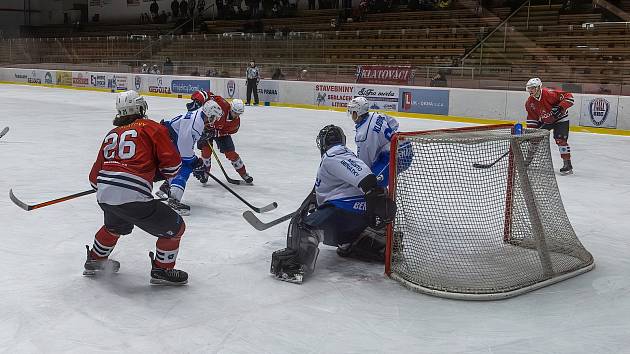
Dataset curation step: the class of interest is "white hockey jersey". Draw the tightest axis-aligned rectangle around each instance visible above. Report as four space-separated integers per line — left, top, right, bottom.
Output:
315 145 372 213
165 109 205 163
354 112 399 170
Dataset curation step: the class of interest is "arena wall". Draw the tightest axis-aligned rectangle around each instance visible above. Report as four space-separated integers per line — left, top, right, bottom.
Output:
0 67 627 135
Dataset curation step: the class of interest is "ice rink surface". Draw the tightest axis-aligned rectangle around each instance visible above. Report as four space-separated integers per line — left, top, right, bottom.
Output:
1 84 629 354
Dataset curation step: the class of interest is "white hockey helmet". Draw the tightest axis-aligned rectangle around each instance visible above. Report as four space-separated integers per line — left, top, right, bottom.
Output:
526 78 542 93
230 99 245 115
347 96 369 120
202 100 223 125
116 90 148 117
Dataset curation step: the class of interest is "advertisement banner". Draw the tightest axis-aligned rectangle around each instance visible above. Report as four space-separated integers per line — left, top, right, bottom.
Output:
354 86 399 111
225 79 240 99
147 75 172 94
12 70 29 83
132 75 144 92
398 88 449 115
56 71 73 86
356 65 414 85
44 71 55 85
256 80 280 102
171 79 211 95
72 72 90 88
314 84 354 108
90 73 108 89
579 95 618 129
112 74 129 91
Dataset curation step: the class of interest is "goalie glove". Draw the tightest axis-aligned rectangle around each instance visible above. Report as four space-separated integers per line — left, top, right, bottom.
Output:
365 187 396 228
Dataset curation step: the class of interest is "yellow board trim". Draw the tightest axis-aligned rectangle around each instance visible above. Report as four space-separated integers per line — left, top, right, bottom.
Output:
2 81 629 136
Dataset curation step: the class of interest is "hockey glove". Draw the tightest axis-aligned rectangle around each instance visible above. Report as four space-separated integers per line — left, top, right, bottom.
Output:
365 187 396 228
192 158 209 183
200 128 217 143
550 105 563 120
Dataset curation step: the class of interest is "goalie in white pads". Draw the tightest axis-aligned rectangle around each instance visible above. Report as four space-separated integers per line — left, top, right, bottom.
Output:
270 125 396 283
347 97 412 188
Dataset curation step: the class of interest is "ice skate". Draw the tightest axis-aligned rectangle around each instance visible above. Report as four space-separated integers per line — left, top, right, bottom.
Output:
271 248 304 284
240 172 253 184
155 181 171 199
83 245 120 276
167 197 190 216
149 251 188 285
560 159 573 175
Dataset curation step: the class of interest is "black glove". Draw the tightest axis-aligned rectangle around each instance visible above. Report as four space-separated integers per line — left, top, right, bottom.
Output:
365 187 396 228
191 158 208 182
199 128 217 144
550 105 563 120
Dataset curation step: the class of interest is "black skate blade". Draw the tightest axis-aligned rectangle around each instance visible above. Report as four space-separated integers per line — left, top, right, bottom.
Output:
272 272 304 284
155 190 169 199
558 170 574 176
82 267 120 277
150 278 188 286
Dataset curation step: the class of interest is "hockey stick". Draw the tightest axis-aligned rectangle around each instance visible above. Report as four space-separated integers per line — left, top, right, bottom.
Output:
208 173 277 213
0 126 9 139
242 210 295 231
9 188 95 211
472 151 510 169
208 142 249 185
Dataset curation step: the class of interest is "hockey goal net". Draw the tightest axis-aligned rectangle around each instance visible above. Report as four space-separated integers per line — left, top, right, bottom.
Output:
385 124 594 300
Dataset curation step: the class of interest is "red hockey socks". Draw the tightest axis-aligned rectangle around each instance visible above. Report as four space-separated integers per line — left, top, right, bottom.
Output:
90 226 120 260
154 223 185 269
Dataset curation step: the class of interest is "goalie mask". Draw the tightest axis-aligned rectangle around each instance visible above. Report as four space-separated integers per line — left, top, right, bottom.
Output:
316 124 346 155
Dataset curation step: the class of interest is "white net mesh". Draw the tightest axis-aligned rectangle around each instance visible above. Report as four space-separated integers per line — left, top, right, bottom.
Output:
388 124 594 300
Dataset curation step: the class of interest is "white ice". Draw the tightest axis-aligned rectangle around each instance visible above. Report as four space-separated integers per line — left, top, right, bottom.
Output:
1 84 629 354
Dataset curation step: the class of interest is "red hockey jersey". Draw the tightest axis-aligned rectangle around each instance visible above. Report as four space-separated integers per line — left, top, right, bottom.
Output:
525 88 574 127
89 118 182 205
209 95 241 136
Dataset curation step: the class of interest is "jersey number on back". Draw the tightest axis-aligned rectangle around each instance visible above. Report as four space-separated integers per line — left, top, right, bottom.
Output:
103 130 138 160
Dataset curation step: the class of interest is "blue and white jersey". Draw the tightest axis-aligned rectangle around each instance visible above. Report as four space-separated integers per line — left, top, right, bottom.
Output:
315 145 372 213
355 112 399 173
164 109 205 164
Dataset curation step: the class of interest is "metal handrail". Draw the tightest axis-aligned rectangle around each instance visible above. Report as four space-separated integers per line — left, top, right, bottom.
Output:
459 0 531 64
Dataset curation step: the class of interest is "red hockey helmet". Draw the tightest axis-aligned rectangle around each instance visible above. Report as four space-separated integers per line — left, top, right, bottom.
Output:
187 90 213 111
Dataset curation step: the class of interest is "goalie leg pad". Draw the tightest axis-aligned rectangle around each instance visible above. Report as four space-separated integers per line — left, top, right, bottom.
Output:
336 226 386 263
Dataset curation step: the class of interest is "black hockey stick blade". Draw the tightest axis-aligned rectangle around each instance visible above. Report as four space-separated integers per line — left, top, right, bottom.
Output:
210 142 252 185
208 173 277 213
242 210 296 231
0 126 9 139
9 188 96 211
472 151 510 169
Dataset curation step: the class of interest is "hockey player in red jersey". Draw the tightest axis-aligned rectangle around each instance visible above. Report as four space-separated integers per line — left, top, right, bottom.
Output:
86 90 188 285
187 91 253 184
525 78 575 174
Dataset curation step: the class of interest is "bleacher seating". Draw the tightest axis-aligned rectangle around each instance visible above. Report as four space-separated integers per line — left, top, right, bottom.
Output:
3 1 629 87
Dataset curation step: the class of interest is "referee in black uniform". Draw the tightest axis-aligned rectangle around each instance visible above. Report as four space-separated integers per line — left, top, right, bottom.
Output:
245 60 260 105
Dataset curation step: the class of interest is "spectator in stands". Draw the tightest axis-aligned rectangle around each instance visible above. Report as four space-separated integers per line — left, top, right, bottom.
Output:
159 10 168 23
141 63 149 73
272 68 285 80
163 57 174 75
150 0 160 22
430 70 448 87
198 0 206 18
180 0 189 18
171 0 180 18
205 68 218 77
150 65 161 74
189 0 197 17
